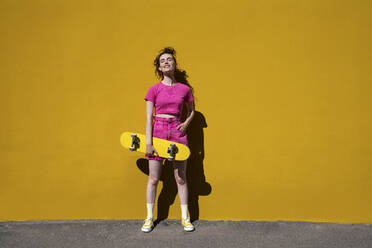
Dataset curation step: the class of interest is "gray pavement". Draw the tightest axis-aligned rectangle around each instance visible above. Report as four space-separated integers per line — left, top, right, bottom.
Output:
1 219 371 248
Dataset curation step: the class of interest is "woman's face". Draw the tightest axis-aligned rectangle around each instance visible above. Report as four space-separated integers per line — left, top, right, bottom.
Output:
158 53 176 74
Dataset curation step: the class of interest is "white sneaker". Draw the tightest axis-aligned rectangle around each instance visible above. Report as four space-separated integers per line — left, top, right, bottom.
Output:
141 218 154 233
182 217 195 232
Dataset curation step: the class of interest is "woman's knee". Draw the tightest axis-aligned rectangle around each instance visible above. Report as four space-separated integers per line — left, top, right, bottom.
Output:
175 175 187 185
148 175 161 185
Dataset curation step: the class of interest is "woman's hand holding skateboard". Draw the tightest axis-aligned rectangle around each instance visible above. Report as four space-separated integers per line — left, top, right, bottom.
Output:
146 144 159 157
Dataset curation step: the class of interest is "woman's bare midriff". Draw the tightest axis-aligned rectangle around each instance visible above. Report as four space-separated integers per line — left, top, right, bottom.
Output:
155 113 179 118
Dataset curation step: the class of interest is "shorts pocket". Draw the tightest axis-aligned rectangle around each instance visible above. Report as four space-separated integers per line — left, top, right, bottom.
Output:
153 122 165 138
174 121 186 137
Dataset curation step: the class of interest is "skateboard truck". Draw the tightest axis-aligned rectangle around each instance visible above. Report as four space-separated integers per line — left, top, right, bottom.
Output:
167 143 179 161
129 133 140 151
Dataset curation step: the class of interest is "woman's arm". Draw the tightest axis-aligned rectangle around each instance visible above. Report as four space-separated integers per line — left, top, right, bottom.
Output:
145 100 159 156
177 101 195 132
146 101 154 145
184 101 195 126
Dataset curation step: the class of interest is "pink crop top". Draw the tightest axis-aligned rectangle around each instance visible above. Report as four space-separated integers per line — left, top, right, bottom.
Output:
144 82 194 115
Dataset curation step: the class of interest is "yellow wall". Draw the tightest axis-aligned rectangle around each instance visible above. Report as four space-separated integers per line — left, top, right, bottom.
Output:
1 0 371 223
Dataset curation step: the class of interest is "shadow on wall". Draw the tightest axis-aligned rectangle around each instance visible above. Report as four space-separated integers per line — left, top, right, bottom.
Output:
136 111 212 221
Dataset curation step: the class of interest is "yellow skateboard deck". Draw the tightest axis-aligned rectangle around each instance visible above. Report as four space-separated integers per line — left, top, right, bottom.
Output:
120 131 190 161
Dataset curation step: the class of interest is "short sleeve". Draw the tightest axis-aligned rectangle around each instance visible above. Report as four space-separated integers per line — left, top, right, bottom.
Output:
144 86 156 102
185 88 194 102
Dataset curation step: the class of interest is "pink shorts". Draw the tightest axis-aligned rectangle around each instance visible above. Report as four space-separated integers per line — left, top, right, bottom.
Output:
146 116 188 161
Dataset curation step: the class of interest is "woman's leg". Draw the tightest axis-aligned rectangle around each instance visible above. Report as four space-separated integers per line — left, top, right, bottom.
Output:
146 159 163 219
174 160 195 231
173 160 189 217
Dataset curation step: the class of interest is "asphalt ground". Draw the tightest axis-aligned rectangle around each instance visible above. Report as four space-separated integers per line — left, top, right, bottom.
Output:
1 219 371 248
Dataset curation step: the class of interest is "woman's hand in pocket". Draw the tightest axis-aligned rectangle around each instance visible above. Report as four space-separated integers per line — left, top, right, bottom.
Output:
176 122 188 133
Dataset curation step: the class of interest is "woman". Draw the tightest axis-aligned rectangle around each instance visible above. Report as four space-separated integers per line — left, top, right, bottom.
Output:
142 47 195 232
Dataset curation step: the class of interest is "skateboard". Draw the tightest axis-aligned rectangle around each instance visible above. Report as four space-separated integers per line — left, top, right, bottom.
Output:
120 131 190 161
